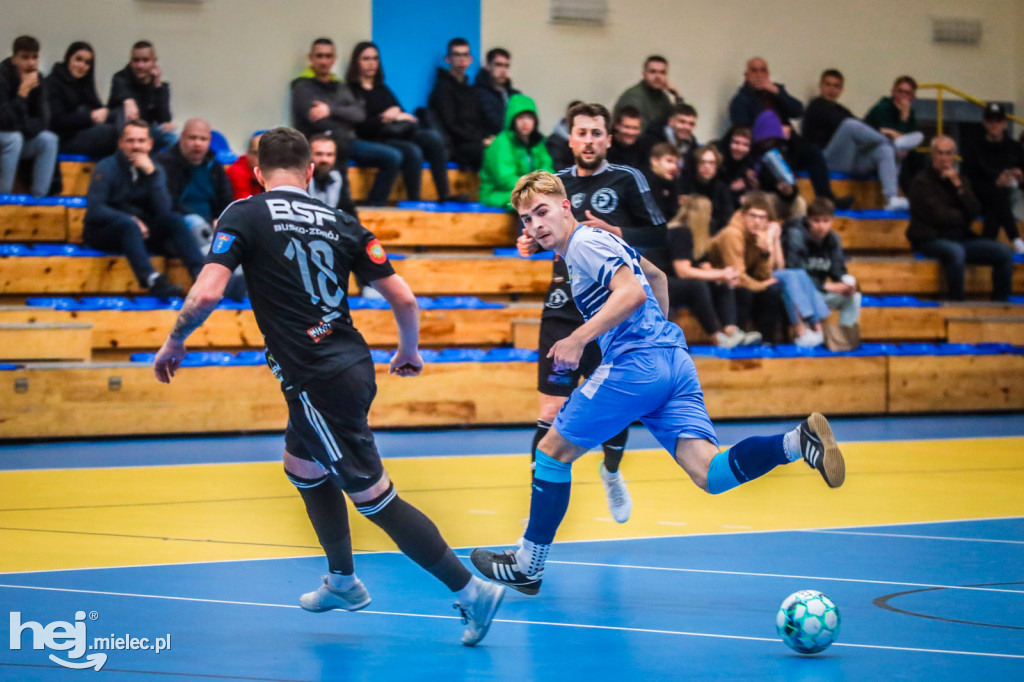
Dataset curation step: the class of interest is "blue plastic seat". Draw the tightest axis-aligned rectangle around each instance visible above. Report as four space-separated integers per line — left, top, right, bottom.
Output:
25 296 79 310
493 247 554 260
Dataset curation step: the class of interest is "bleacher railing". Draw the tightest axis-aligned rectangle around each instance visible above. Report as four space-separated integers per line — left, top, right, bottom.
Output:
917 82 1024 136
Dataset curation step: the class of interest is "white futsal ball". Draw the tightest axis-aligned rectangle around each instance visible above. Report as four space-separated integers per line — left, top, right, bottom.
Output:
776 589 841 654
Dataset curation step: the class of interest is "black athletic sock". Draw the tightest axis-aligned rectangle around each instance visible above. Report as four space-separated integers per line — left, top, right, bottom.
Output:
602 427 629 474
355 483 471 592
286 469 354 576
531 419 552 464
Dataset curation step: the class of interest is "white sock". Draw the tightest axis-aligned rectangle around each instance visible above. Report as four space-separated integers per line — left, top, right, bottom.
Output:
515 538 549 577
782 427 801 462
600 463 621 481
456 576 482 603
327 572 358 590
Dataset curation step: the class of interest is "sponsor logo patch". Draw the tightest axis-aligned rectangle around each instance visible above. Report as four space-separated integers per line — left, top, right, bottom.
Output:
591 188 619 214
306 321 333 343
366 238 387 264
211 233 236 254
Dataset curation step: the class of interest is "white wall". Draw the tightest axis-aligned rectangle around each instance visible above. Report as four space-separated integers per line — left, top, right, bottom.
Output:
1 0 372 151
2 0 1020 150
483 0 1024 141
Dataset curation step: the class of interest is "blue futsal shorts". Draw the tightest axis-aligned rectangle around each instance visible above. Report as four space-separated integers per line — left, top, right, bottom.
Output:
553 345 719 454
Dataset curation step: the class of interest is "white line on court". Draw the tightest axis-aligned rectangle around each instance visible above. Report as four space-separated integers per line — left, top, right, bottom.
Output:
799 529 1024 545
518 560 1024 595
1 583 1021 660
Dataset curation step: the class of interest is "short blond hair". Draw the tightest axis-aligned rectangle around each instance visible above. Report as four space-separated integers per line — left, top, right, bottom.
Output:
510 170 567 211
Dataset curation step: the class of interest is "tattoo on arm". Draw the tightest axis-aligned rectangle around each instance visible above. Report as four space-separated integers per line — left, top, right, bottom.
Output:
169 294 216 341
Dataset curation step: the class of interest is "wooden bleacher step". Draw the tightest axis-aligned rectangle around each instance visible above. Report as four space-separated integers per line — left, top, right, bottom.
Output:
946 316 1024 345
0 322 92 361
512 318 541 350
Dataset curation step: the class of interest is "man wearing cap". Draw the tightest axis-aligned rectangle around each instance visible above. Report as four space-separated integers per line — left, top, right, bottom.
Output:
962 102 1024 255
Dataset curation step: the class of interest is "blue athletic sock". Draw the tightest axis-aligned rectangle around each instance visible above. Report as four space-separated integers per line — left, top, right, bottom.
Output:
706 434 789 495
524 451 572 544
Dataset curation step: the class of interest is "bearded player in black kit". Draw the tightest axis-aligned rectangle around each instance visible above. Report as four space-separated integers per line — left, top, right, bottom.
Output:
153 127 503 646
525 102 667 524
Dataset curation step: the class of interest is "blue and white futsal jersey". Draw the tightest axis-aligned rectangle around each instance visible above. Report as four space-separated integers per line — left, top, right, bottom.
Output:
564 226 687 362
555 225 718 452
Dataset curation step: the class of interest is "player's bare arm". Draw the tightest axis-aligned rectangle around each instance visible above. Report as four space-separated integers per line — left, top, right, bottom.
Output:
638 256 669 316
153 263 232 383
548 265 646 371
369 273 424 377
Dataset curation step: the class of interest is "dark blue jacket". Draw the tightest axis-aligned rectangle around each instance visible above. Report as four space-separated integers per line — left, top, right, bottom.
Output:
85 151 173 225
729 82 804 128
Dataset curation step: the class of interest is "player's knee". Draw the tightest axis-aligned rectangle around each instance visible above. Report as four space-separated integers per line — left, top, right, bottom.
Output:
537 395 565 422
282 450 327 480
284 467 329 489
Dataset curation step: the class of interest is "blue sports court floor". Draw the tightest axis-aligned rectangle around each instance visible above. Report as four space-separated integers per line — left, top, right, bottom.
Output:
2 414 1022 680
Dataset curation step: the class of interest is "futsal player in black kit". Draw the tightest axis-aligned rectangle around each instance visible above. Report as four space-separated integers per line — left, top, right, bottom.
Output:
153 127 503 646
528 102 668 524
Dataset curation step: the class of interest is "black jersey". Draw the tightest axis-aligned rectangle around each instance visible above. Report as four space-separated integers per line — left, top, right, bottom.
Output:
542 162 667 321
207 187 395 391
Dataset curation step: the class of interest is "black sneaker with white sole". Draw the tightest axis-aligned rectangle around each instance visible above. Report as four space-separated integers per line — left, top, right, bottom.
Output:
799 412 845 488
470 548 543 595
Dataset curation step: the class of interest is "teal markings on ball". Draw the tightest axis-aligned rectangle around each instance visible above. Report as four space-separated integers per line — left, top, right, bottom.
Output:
776 589 841 654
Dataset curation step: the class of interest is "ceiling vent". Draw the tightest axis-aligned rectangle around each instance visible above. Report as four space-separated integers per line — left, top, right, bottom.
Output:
931 17 982 45
550 0 608 26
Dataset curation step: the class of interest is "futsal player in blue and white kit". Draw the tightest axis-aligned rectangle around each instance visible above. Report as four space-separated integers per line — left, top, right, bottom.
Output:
471 171 846 595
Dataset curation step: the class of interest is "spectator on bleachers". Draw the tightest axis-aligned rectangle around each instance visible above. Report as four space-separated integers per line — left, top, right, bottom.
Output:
717 126 759 206
474 48 519 137
962 103 1024 255
108 41 175 150
290 38 364 168
706 191 787 342
750 110 804 221
45 41 117 159
545 99 581 172
907 135 1014 302
784 198 862 346
83 119 205 299
639 102 699 176
479 94 553 209
346 41 454 205
428 38 491 172
666 221 760 350
156 117 233 251
645 142 681 223
308 132 357 216
612 55 683 128
729 57 852 209
607 105 646 170
864 75 926 194
803 69 908 212
677 144 734 243
226 132 262 201
0 35 58 197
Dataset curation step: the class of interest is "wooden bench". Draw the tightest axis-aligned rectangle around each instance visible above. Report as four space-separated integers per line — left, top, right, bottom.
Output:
0 204 69 242
0 322 92 361
847 258 1024 296
796 176 885 210
0 353 899 438
888 354 1024 413
946 316 1024 345
0 303 543 353
0 255 161 294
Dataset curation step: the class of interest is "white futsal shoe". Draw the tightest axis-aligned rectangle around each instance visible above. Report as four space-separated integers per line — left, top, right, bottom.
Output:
454 578 505 646
299 575 372 612
599 462 632 523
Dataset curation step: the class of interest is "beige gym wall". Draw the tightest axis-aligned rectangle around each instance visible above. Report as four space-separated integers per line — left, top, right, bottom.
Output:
1 0 1020 149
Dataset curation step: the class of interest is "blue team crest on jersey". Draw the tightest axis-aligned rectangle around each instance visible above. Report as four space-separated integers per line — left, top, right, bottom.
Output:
212 233 236 254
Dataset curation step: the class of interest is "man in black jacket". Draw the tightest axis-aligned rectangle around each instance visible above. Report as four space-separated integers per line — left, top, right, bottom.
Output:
108 41 176 150
907 135 1014 301
607 106 647 170
803 69 906 211
0 35 58 196
962 103 1024 255
156 118 233 248
291 38 365 167
474 47 519 137
428 38 492 171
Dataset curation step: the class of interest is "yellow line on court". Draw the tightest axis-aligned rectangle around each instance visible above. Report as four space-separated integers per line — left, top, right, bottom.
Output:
1 438 1021 574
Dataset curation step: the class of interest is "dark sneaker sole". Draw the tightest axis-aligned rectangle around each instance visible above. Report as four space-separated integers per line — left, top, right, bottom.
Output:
808 412 845 488
470 549 543 596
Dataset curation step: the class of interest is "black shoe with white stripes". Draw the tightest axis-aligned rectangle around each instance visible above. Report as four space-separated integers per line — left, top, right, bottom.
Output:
470 548 543 595
798 413 845 488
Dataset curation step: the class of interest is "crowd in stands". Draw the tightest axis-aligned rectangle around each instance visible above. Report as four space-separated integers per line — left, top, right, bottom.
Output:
1 33 1021 341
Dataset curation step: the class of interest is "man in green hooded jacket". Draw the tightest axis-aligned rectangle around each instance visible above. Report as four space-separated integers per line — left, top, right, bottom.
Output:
479 94 554 208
